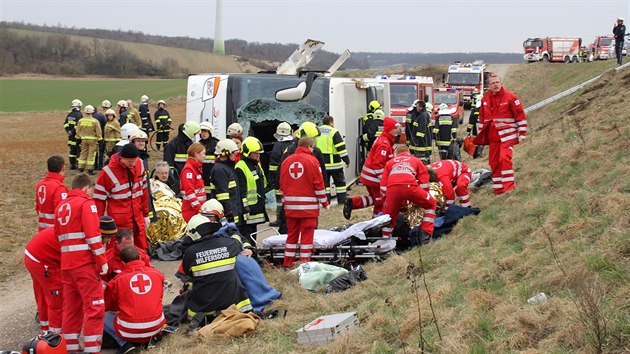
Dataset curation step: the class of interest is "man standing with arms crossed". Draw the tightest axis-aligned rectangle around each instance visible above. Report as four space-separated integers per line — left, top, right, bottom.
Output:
475 75 527 195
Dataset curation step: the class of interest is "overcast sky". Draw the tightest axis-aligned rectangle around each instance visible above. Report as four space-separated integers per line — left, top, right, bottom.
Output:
1 0 628 53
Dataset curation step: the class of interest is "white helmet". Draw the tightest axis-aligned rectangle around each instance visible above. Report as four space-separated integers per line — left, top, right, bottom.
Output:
126 99 134 108
105 109 116 117
227 122 243 136
71 99 82 108
200 199 225 220
117 100 128 108
373 109 385 120
273 122 292 140
120 123 141 140
130 130 148 142
199 121 214 135
157 99 166 106
439 103 448 110
101 100 112 108
426 102 434 113
83 105 95 114
186 214 211 241
140 95 149 103
215 139 239 156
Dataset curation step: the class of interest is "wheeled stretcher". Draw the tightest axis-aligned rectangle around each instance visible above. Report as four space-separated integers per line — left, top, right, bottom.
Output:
255 215 397 264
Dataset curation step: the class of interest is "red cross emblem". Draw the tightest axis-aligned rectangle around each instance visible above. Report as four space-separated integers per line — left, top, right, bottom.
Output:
57 203 71 226
37 185 47 204
129 273 152 295
289 162 304 179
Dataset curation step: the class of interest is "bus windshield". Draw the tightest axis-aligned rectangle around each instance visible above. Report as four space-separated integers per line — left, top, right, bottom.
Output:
230 75 329 134
390 84 418 107
446 73 480 86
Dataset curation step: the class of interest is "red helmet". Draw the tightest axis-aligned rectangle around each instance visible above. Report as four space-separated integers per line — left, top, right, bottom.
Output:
22 332 67 354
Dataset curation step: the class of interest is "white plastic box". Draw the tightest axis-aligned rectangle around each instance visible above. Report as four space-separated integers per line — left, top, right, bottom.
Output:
296 311 360 346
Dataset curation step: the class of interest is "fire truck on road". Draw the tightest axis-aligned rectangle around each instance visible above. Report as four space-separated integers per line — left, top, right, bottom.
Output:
523 37 581 63
443 61 488 107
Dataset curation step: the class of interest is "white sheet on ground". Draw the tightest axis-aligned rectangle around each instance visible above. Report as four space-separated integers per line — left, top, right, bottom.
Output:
262 214 391 248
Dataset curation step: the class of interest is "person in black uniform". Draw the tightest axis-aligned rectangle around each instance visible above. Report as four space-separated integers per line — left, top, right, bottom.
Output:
209 139 243 225
139 95 154 134
64 99 83 170
433 103 458 160
154 100 172 151
406 100 433 164
613 17 626 66
199 122 219 199
268 122 294 226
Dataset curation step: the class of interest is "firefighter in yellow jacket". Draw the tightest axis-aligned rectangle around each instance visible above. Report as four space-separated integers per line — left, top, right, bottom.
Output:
75 105 102 174
103 109 121 158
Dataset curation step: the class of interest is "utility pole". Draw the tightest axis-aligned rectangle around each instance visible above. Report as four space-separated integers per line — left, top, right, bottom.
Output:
213 0 225 55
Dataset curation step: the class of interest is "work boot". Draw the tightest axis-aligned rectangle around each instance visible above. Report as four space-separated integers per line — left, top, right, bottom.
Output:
420 230 431 246
117 342 137 354
343 198 353 220
186 312 207 335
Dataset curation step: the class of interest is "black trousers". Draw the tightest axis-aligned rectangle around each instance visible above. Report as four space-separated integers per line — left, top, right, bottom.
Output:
324 169 347 204
615 41 624 65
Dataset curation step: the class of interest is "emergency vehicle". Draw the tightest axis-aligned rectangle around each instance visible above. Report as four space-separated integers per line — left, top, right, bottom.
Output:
433 88 464 124
443 62 488 107
523 37 581 63
186 40 390 184
370 75 434 144
591 36 616 60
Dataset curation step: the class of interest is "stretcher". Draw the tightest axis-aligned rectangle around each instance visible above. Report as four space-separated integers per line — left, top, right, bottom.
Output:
255 215 397 264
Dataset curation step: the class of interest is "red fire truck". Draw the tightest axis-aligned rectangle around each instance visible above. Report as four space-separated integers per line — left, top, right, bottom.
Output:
433 88 464 125
523 37 581 63
590 36 616 60
443 62 487 107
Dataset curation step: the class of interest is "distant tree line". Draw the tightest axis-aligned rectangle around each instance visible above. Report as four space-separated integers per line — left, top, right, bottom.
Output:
0 26 184 77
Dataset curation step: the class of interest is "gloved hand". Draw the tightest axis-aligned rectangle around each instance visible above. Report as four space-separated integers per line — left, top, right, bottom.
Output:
144 216 151 229
518 135 526 143
100 263 109 276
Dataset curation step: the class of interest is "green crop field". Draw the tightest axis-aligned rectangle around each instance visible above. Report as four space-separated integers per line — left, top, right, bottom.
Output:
0 78 187 112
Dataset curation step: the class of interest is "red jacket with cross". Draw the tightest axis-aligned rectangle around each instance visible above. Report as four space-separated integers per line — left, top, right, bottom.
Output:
55 189 107 271
360 131 395 188
280 146 329 218
35 172 68 231
105 260 165 343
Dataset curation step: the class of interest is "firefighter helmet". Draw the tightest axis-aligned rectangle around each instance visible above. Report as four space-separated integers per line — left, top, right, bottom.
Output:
22 331 67 354
183 121 201 140
120 123 141 140
71 99 82 108
426 102 433 113
241 136 264 158
101 99 112 108
140 95 149 103
83 105 95 114
296 121 320 138
368 100 381 112
130 130 148 142
199 121 214 135
105 108 116 117
117 100 128 108
439 103 448 110
157 99 166 106
186 214 211 241
215 139 239 156
227 122 243 136
200 199 225 221
473 88 480 94
273 122 292 140
373 109 385 121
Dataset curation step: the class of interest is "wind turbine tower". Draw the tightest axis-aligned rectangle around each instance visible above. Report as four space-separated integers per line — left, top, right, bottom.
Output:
213 0 225 55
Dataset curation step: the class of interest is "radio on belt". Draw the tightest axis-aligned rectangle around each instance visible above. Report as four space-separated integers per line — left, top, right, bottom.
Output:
296 311 360 345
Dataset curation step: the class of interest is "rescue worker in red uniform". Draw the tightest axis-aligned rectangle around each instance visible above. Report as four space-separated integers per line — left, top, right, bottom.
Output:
93 144 150 250
180 143 207 222
344 117 401 220
104 229 152 281
35 155 68 231
104 247 165 353
428 160 473 208
476 75 527 195
280 137 330 267
55 174 108 354
380 146 436 244
24 227 62 333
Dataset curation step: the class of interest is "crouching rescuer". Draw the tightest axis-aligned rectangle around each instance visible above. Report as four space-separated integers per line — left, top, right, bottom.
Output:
280 136 330 267
380 146 436 245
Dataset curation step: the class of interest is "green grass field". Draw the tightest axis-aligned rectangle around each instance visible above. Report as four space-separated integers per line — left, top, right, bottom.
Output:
0 78 187 112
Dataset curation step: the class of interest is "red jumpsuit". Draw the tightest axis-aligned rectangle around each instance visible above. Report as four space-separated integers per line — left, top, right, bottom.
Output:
352 131 395 216
380 152 436 238
94 153 149 249
428 160 472 208
477 87 527 194
105 260 165 343
104 245 152 281
55 189 107 354
180 157 207 222
279 146 329 267
24 228 62 332
35 172 68 231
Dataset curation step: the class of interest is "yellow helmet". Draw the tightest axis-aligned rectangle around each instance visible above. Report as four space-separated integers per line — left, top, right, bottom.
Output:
183 121 201 140
296 121 320 138
215 139 239 156
368 100 381 112
373 109 385 120
241 136 264 158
